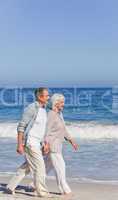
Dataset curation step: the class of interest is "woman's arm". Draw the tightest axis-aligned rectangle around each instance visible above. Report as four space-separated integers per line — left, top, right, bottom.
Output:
60 113 79 151
60 112 72 141
67 138 79 150
44 111 57 143
43 111 59 154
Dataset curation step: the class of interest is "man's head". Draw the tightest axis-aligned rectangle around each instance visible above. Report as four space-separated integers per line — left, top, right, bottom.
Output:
35 87 49 105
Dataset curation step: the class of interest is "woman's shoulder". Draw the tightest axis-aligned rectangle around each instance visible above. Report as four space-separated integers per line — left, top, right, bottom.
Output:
47 110 57 117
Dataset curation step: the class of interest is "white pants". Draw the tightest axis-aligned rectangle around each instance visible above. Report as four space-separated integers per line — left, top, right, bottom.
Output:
7 152 71 194
49 153 71 194
7 146 48 196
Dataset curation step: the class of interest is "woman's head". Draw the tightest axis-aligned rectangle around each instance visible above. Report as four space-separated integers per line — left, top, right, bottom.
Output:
50 93 65 111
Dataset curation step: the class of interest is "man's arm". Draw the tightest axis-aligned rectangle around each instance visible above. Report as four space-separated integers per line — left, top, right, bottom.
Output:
17 104 34 133
17 132 25 154
17 104 34 154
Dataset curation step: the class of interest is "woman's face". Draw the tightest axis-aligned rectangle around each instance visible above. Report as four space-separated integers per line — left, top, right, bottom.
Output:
56 99 65 111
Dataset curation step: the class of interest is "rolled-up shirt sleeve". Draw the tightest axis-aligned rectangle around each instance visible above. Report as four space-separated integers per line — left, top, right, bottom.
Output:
17 105 34 133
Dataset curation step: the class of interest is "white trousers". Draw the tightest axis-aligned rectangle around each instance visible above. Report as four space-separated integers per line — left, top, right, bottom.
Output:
49 153 71 194
7 152 71 194
7 146 48 196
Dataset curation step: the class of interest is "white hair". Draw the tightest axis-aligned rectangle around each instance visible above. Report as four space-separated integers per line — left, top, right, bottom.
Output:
50 93 65 109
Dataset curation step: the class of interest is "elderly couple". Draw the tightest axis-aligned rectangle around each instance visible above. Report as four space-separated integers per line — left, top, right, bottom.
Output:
6 87 78 198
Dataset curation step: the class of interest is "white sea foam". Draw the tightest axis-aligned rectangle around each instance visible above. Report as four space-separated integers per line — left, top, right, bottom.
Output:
66 121 118 139
0 172 118 185
0 121 118 139
72 177 118 185
0 122 17 138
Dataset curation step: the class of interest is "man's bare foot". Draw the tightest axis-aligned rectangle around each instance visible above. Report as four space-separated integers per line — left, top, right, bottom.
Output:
5 188 15 195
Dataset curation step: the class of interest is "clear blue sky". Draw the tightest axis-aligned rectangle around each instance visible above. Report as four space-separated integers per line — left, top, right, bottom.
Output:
0 0 116 86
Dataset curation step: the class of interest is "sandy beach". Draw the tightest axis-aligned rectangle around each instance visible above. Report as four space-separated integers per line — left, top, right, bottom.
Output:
0 174 118 200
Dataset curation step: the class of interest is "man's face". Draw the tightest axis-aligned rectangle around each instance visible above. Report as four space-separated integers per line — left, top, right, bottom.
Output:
37 90 50 105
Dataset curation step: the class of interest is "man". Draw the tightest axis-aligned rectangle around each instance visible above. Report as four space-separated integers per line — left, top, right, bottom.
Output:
6 87 51 198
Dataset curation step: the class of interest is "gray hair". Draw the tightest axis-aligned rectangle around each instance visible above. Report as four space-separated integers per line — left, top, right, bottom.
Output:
35 87 48 99
50 93 65 109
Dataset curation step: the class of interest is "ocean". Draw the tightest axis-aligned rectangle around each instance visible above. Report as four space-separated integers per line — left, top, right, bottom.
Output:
0 87 118 184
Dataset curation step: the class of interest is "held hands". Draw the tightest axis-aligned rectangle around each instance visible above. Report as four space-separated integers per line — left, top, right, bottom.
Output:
42 142 50 155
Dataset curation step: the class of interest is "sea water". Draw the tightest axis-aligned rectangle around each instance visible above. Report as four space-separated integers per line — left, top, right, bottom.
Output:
0 87 118 184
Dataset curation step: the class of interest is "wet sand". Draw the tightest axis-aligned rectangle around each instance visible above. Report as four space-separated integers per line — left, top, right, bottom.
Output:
0 174 118 200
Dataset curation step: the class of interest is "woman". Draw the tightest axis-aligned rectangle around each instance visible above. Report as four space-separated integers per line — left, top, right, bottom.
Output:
43 93 78 196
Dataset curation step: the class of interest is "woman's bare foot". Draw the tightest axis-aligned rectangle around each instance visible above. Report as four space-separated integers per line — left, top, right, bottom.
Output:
64 192 72 195
63 192 73 197
62 192 74 199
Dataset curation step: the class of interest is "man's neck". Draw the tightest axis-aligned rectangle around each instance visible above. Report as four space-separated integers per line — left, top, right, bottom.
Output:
37 100 45 108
